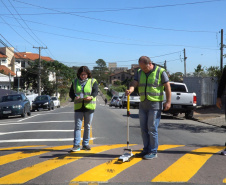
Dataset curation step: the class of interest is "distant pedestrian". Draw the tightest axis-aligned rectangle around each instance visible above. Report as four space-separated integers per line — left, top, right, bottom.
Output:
69 66 98 152
105 98 107 105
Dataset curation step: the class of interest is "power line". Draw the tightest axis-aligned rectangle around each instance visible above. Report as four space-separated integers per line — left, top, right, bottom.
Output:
0 21 219 50
11 0 219 34
0 16 33 46
1 0 42 46
7 0 226 14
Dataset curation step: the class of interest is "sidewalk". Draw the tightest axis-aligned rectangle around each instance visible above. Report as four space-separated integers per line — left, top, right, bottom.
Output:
193 106 226 128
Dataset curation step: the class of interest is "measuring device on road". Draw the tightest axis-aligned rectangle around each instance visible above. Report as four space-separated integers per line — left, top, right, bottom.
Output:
118 94 134 162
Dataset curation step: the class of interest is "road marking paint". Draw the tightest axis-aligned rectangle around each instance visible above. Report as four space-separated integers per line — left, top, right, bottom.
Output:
151 146 225 182
0 130 74 136
223 178 226 183
0 145 71 166
0 138 95 143
17 114 40 122
71 145 184 183
0 120 74 126
0 144 129 184
0 145 45 151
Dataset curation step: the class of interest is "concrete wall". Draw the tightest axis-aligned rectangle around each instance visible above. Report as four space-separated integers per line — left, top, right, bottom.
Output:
183 77 218 106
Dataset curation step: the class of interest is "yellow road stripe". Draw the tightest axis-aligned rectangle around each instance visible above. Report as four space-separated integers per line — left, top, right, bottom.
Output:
0 145 71 166
223 178 226 183
71 145 184 183
0 145 45 151
151 146 225 182
0 144 130 184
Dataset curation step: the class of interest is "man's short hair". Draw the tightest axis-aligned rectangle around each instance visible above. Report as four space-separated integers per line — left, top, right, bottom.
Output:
138 56 152 65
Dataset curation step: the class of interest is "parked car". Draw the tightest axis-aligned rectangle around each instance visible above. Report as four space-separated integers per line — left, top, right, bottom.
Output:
0 93 31 118
162 81 197 119
32 95 54 111
119 92 140 109
109 95 119 107
51 96 60 108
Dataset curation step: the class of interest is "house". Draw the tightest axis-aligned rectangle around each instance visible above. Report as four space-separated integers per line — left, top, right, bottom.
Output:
0 65 15 89
14 52 53 77
0 47 53 77
109 71 133 84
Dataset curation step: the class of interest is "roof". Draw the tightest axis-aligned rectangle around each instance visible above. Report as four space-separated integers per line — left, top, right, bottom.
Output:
15 52 53 62
0 53 7 58
0 65 16 76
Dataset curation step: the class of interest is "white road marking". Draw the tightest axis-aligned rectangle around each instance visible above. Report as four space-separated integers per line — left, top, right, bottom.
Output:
0 138 95 143
0 130 74 136
17 114 40 122
0 121 74 126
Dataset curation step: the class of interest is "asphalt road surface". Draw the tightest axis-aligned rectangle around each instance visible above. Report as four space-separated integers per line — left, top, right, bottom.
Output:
0 94 226 185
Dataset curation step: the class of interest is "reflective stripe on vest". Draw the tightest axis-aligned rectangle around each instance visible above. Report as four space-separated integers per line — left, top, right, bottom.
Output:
138 66 165 102
73 78 97 110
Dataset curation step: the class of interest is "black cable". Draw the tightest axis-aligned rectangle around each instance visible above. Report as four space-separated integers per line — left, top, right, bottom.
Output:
11 0 220 33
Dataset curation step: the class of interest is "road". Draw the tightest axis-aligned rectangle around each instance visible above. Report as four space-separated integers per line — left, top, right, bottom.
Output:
0 94 226 185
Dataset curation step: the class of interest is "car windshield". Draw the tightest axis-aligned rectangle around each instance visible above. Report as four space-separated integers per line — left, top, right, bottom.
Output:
35 96 48 101
2 95 22 102
51 97 57 100
170 84 187 92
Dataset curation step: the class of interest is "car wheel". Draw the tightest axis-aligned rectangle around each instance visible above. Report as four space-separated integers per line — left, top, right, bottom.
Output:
172 113 179 117
21 108 26 118
185 111 194 119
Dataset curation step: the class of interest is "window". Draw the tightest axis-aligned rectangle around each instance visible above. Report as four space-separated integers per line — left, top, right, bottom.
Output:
1 60 6 63
16 60 20 63
21 60 25 67
16 68 20 72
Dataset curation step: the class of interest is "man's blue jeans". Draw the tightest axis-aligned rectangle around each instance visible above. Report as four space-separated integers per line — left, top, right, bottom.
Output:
73 111 94 146
139 105 161 154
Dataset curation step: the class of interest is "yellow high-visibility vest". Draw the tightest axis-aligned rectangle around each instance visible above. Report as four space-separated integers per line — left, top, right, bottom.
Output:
138 66 165 102
73 78 96 110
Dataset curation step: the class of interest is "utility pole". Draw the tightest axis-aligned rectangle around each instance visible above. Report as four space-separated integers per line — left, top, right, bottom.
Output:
184 48 187 77
164 60 167 71
33 46 47 95
8 72 11 90
220 29 224 72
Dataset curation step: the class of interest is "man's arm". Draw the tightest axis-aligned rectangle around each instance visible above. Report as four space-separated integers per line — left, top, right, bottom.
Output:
125 80 138 95
163 82 171 111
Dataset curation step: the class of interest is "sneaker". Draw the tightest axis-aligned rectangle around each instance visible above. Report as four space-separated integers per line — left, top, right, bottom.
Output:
143 153 157 160
70 145 80 152
136 151 148 157
82 145 91 150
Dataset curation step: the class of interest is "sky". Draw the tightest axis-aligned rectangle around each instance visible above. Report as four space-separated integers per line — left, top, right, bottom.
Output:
0 0 226 75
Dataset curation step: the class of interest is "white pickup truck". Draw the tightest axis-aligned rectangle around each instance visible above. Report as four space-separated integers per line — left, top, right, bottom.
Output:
163 82 197 119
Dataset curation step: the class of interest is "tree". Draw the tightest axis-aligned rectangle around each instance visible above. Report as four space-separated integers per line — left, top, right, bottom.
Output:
169 72 183 82
92 59 109 83
194 64 204 73
21 60 76 97
193 64 206 77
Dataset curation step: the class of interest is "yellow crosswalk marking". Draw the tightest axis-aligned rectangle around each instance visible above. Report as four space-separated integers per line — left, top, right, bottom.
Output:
0 145 71 166
0 145 45 151
0 144 130 184
71 145 184 183
151 146 225 182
